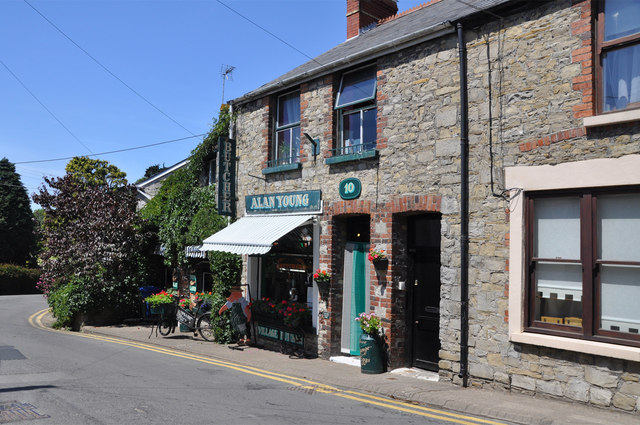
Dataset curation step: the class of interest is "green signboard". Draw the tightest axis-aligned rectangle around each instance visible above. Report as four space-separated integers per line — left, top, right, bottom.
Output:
339 178 362 200
246 190 322 215
217 136 236 217
257 324 304 346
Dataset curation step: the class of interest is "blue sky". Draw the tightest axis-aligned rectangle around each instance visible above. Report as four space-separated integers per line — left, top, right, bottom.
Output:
1 0 426 206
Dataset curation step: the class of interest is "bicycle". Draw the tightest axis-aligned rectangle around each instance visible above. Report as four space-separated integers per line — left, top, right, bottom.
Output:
156 300 215 342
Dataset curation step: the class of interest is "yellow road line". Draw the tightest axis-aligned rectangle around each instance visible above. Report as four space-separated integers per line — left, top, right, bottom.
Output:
29 308 508 425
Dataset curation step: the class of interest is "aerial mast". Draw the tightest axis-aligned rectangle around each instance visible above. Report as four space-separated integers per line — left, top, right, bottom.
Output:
221 64 235 105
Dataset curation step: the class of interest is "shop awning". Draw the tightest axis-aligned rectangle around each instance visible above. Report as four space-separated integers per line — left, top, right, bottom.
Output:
200 214 313 255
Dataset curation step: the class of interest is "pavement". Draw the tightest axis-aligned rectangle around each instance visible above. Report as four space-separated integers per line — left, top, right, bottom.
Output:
40 312 638 425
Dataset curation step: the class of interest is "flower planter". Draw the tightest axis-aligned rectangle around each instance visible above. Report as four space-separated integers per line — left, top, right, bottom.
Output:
149 303 176 318
372 258 388 269
360 333 383 374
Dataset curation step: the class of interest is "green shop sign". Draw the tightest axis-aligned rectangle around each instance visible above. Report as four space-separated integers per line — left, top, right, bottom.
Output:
217 136 236 217
339 178 361 200
246 190 322 214
257 324 304 346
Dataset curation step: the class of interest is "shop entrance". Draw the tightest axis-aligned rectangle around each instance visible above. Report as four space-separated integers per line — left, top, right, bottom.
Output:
407 214 441 371
340 216 370 355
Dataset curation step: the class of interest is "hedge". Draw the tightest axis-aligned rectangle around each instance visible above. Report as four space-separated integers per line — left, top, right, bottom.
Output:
0 264 41 295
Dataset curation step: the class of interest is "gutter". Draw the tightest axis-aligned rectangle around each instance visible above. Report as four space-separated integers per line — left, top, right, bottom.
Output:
230 21 455 106
457 21 470 388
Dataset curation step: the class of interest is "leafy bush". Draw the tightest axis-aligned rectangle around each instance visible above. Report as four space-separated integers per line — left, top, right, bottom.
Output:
0 264 40 295
47 279 89 328
45 272 142 329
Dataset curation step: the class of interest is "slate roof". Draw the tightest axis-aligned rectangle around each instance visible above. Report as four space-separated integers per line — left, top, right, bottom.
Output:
230 0 512 105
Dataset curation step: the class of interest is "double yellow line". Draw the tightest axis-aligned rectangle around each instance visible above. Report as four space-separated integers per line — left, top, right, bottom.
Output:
29 309 507 425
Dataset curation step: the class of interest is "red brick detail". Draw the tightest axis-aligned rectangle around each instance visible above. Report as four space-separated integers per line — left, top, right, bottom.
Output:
518 127 586 152
570 1 594 119
346 0 397 39
260 96 271 169
378 0 441 25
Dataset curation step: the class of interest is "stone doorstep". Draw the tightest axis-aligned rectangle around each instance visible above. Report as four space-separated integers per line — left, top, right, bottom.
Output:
330 355 440 382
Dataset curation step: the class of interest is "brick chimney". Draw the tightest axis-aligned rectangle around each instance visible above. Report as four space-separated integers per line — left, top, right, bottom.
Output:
346 0 398 39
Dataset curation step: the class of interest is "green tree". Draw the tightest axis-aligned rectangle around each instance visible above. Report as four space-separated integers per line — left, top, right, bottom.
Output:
135 164 167 184
0 158 36 265
65 156 127 188
140 106 241 342
33 158 148 328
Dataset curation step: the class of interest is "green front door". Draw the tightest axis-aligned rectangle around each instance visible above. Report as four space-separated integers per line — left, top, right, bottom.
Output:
341 242 370 355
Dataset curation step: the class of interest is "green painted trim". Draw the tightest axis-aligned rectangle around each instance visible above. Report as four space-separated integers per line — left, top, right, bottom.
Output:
261 162 302 175
325 150 378 165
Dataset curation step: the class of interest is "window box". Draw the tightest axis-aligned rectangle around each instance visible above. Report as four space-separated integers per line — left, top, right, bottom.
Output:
262 162 302 175
325 149 378 165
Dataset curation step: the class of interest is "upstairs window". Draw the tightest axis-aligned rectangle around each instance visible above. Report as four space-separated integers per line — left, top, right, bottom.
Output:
597 0 640 113
273 91 301 166
335 65 377 155
525 188 640 346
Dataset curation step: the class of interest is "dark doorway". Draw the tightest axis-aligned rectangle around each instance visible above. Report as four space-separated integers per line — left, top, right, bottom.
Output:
407 214 441 371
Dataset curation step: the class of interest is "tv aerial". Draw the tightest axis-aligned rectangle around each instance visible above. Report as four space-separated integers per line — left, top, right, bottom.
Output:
221 64 235 104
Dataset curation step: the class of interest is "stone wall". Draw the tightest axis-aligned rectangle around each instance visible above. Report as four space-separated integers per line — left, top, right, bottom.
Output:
232 0 640 412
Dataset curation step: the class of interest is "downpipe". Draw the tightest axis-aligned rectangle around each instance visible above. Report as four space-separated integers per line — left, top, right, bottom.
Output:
457 22 470 388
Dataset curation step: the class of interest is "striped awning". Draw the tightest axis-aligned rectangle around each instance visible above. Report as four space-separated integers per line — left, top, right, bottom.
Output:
200 214 313 255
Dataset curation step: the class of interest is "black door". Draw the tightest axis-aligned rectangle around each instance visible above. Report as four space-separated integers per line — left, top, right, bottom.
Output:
408 215 441 371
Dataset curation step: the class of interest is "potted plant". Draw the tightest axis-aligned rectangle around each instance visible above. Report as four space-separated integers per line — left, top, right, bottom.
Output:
145 291 176 315
251 298 312 328
355 312 384 374
313 268 331 286
179 298 192 310
368 247 388 269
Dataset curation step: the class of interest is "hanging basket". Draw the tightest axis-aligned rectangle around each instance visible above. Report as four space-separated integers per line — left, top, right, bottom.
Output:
372 258 388 269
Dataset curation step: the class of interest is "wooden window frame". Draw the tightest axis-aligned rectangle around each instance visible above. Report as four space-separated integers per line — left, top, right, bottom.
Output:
595 0 640 114
273 90 301 166
524 186 640 347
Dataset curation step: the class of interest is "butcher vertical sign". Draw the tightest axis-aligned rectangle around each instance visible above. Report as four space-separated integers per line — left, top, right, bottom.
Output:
217 136 236 217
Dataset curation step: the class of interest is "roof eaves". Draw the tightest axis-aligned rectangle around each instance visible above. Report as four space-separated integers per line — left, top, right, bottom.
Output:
230 21 454 106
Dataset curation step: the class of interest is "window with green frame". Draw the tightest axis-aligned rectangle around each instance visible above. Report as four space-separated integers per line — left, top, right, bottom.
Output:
335 65 377 156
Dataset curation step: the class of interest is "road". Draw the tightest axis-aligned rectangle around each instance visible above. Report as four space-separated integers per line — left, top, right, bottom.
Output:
1 295 509 425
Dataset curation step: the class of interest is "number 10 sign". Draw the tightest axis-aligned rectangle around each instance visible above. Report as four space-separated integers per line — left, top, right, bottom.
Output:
339 177 362 200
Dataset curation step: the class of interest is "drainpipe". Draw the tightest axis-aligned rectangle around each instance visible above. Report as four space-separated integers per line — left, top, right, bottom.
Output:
457 22 469 388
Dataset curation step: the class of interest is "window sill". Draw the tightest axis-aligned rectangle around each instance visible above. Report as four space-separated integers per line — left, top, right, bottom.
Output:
510 331 640 362
583 108 640 128
262 162 301 175
325 149 378 165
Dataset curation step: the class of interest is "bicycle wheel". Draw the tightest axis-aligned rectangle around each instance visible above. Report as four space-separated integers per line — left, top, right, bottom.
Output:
158 318 173 336
197 313 215 342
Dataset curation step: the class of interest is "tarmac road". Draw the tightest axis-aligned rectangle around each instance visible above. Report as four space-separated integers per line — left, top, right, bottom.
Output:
2 294 516 425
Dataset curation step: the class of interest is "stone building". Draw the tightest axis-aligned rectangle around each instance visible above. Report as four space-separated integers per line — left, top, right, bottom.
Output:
202 0 640 412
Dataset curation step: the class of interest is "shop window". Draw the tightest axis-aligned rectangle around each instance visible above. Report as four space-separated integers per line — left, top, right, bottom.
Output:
597 0 640 113
525 188 640 345
335 65 377 156
272 91 301 167
259 224 313 307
